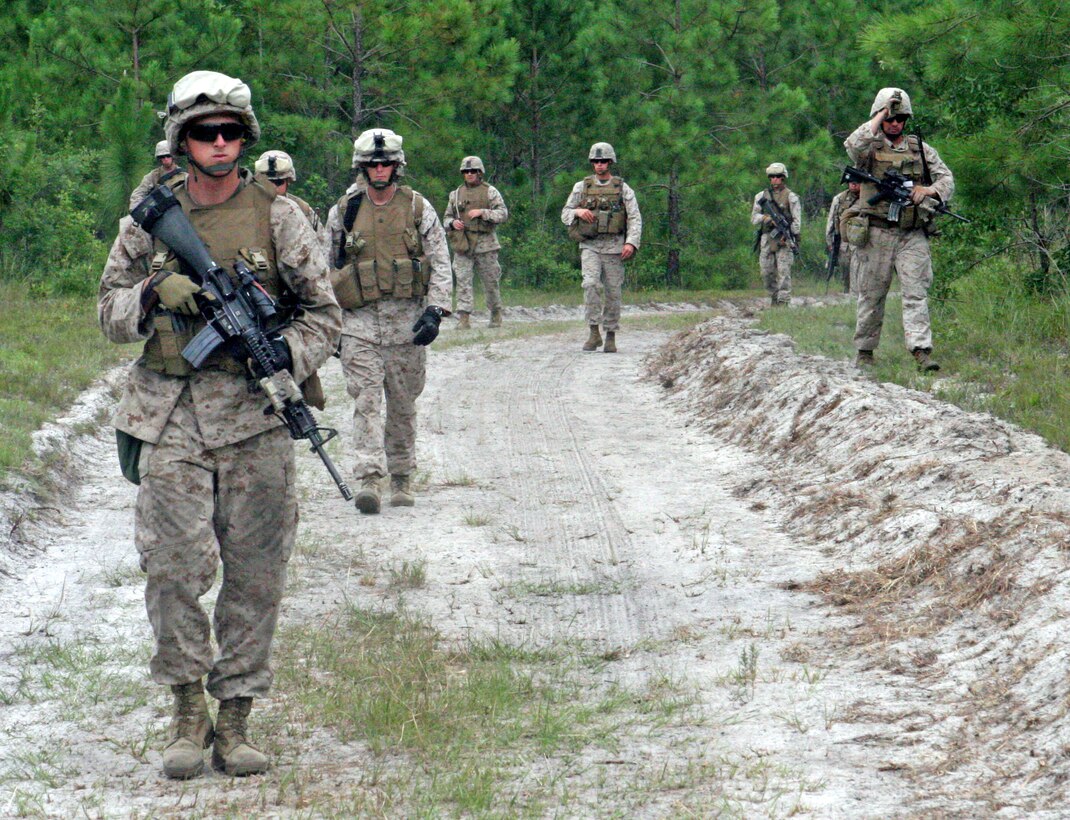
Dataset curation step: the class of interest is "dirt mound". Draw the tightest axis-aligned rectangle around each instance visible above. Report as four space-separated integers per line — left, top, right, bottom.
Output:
647 316 1070 812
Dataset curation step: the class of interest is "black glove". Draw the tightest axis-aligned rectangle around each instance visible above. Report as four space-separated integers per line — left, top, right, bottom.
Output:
250 334 293 378
412 306 444 346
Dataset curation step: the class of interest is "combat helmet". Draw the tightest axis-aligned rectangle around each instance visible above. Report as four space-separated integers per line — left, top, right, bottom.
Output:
870 87 913 118
351 129 406 170
459 156 485 173
255 150 297 182
588 142 616 163
765 162 788 178
154 140 171 159
164 70 260 158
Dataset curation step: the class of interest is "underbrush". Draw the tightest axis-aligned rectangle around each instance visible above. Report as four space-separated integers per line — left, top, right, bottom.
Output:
0 283 129 481
758 260 1070 453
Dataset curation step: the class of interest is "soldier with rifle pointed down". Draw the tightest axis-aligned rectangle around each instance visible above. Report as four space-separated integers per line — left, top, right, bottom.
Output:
826 179 861 294
751 163 801 306
844 87 956 372
99 70 341 780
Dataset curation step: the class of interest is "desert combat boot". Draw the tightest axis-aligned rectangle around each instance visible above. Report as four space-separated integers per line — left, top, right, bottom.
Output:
457 312 471 330
582 325 602 351
603 331 617 353
355 475 382 514
912 347 940 372
212 697 269 776
489 308 502 328
855 349 875 368
390 474 415 506
162 680 214 779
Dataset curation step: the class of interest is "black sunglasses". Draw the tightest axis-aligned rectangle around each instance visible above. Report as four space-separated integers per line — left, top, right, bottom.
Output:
768 174 785 179
185 122 247 143
462 169 480 174
591 159 611 164
887 114 910 124
366 160 397 168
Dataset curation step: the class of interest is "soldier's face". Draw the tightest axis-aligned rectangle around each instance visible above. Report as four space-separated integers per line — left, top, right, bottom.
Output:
184 115 244 174
848 181 861 194
768 174 785 189
591 159 612 178
881 116 907 141
159 155 175 169
364 160 397 188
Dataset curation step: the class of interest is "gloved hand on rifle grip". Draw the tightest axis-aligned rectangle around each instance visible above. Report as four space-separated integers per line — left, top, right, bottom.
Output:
412 306 444 346
250 334 293 378
151 271 205 316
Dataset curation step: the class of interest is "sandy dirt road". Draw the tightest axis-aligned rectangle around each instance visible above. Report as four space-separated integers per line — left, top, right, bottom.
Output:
2 306 1068 816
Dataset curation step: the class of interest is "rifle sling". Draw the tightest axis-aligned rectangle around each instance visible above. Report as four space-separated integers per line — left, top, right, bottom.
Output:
338 191 365 267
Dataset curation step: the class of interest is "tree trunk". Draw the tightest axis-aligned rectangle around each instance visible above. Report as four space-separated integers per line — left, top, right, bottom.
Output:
350 10 365 137
666 161 681 287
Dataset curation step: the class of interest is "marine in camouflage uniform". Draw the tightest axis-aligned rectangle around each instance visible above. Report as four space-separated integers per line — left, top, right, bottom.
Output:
844 87 954 371
751 162 801 306
98 71 341 779
129 140 185 209
561 142 642 353
323 128 452 513
444 156 508 328
826 181 861 294
255 149 322 234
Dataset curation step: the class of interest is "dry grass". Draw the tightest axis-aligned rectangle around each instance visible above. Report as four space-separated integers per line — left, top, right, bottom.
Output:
804 511 1064 644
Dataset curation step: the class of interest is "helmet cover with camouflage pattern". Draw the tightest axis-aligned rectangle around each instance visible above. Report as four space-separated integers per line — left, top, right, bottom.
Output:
255 149 297 182
459 155 485 173
588 142 617 163
870 87 913 118
351 128 406 171
154 140 171 158
765 162 788 178
163 70 260 157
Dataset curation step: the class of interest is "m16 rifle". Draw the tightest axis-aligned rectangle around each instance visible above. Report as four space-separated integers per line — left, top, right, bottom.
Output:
131 185 353 502
825 232 841 291
841 166 969 224
758 194 800 254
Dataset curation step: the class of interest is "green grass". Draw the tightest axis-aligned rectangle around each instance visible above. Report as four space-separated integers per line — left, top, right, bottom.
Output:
758 263 1070 452
0 282 130 481
272 605 652 814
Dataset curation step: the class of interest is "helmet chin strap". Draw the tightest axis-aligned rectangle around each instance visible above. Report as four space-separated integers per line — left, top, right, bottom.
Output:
362 165 398 190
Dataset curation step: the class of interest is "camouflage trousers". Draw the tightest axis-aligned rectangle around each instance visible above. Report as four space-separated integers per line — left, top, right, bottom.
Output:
854 226 933 352
340 335 427 479
581 249 624 331
134 389 295 701
454 250 503 315
759 233 793 304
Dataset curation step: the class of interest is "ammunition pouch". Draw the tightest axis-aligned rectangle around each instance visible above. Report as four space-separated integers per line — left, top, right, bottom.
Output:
448 229 471 254
845 215 870 248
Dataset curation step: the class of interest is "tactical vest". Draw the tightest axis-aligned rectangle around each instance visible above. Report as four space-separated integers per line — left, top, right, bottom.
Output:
761 187 793 234
141 172 280 376
454 182 493 233
859 135 927 228
568 175 627 242
329 185 429 310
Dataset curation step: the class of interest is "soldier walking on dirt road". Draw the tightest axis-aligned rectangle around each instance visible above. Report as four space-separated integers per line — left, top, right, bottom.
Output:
323 129 453 514
751 162 802 307
561 142 642 353
444 155 509 329
99 71 341 779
